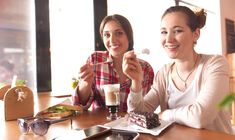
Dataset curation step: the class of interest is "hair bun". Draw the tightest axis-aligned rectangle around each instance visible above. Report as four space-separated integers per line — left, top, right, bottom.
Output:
194 8 207 29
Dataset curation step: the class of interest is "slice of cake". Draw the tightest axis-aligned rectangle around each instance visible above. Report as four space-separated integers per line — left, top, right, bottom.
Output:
129 111 160 129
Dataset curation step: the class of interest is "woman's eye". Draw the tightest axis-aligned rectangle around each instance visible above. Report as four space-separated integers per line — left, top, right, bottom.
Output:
115 31 124 37
160 30 167 35
174 29 183 34
103 33 110 38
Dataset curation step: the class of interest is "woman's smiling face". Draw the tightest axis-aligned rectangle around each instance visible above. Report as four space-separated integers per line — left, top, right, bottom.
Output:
102 20 129 57
160 12 199 59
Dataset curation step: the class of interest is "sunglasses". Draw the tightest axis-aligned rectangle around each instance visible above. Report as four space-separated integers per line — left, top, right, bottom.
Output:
17 116 73 136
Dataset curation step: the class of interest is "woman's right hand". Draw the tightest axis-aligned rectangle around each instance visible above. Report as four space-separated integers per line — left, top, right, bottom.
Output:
78 63 94 86
77 63 94 104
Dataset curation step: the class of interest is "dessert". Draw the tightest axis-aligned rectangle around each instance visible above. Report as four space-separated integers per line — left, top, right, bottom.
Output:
129 111 160 129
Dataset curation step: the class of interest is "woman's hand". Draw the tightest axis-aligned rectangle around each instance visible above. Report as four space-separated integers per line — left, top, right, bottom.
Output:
122 50 143 92
77 63 94 104
78 63 94 86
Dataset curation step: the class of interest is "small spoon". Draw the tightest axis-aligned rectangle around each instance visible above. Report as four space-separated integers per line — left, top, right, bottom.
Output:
92 48 150 66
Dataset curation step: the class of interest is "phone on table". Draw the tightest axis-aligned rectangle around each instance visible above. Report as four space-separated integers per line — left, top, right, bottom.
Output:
78 125 112 139
95 129 140 140
53 125 111 140
53 125 139 140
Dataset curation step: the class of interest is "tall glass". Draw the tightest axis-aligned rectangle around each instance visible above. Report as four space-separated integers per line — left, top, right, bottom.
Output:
103 84 121 120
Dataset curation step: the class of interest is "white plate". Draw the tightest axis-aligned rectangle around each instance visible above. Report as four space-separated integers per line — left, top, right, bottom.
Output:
104 117 173 136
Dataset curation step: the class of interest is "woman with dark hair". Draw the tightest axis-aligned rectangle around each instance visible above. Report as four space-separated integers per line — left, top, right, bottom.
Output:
72 14 154 112
123 6 233 134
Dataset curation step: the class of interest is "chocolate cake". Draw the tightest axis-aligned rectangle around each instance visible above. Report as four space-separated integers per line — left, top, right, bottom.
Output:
129 111 160 129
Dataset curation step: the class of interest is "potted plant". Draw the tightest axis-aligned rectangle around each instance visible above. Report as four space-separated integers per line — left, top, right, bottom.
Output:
219 93 235 109
219 93 235 125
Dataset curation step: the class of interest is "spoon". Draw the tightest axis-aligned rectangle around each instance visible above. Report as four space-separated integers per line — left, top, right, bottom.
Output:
92 48 150 66
136 48 150 55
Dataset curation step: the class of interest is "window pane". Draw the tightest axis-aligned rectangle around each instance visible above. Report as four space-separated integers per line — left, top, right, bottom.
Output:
107 0 174 72
49 0 94 95
0 0 36 90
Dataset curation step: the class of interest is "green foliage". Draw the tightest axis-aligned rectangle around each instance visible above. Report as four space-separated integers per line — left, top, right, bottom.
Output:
218 93 235 109
71 77 79 89
15 79 26 86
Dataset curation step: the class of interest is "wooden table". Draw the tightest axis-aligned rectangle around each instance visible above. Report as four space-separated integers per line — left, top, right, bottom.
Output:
1 93 235 140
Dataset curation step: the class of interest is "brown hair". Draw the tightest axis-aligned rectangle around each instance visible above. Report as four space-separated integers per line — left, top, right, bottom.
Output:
99 14 134 51
162 6 207 31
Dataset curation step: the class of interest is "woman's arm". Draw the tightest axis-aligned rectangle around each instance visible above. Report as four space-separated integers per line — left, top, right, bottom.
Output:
127 65 169 113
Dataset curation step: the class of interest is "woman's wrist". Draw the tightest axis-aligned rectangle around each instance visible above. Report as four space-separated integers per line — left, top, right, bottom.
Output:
131 80 142 93
78 82 92 103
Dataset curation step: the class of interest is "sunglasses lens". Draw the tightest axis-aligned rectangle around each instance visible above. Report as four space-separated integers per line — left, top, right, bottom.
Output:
31 120 49 136
17 119 29 134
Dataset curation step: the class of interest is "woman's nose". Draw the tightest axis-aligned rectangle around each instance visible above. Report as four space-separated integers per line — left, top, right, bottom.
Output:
110 33 118 43
166 32 174 43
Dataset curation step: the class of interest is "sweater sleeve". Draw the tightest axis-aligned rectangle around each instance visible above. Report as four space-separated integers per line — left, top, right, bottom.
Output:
71 85 94 110
161 55 230 129
127 64 169 113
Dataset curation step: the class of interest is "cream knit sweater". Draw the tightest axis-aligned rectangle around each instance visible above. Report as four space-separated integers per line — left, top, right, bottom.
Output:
127 54 233 134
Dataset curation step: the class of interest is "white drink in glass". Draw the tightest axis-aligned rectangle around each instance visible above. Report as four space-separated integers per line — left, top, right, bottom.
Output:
102 84 120 120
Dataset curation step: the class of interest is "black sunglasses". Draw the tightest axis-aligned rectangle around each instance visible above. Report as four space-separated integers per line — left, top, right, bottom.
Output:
17 116 73 136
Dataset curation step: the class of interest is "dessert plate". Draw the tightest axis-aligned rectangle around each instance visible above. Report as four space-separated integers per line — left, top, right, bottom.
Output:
104 117 174 136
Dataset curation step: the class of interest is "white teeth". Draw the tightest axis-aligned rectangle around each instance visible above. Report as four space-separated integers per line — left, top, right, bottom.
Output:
111 45 119 48
165 45 178 48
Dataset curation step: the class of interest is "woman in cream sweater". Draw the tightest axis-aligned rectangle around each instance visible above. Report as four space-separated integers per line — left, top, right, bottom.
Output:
122 6 233 134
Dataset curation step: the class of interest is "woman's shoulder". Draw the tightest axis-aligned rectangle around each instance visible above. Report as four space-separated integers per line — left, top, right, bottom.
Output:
201 54 228 65
159 61 174 73
200 54 229 72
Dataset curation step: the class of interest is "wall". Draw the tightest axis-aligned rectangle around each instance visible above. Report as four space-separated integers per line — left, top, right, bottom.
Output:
221 0 235 77
220 0 235 124
220 0 235 55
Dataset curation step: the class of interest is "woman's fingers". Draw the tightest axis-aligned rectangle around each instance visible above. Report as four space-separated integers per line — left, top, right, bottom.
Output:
123 51 143 81
78 64 94 81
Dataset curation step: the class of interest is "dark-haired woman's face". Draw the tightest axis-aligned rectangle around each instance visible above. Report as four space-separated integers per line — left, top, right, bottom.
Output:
102 20 129 58
160 12 199 59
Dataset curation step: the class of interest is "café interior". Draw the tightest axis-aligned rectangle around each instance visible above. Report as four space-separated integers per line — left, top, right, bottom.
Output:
1 0 235 139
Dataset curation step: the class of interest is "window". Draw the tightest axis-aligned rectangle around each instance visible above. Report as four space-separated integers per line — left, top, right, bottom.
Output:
0 0 36 91
107 0 174 72
49 0 94 95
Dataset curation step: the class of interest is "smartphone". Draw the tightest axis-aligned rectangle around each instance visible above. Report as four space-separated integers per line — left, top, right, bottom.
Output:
53 125 139 140
53 125 111 140
78 125 112 139
95 129 140 140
